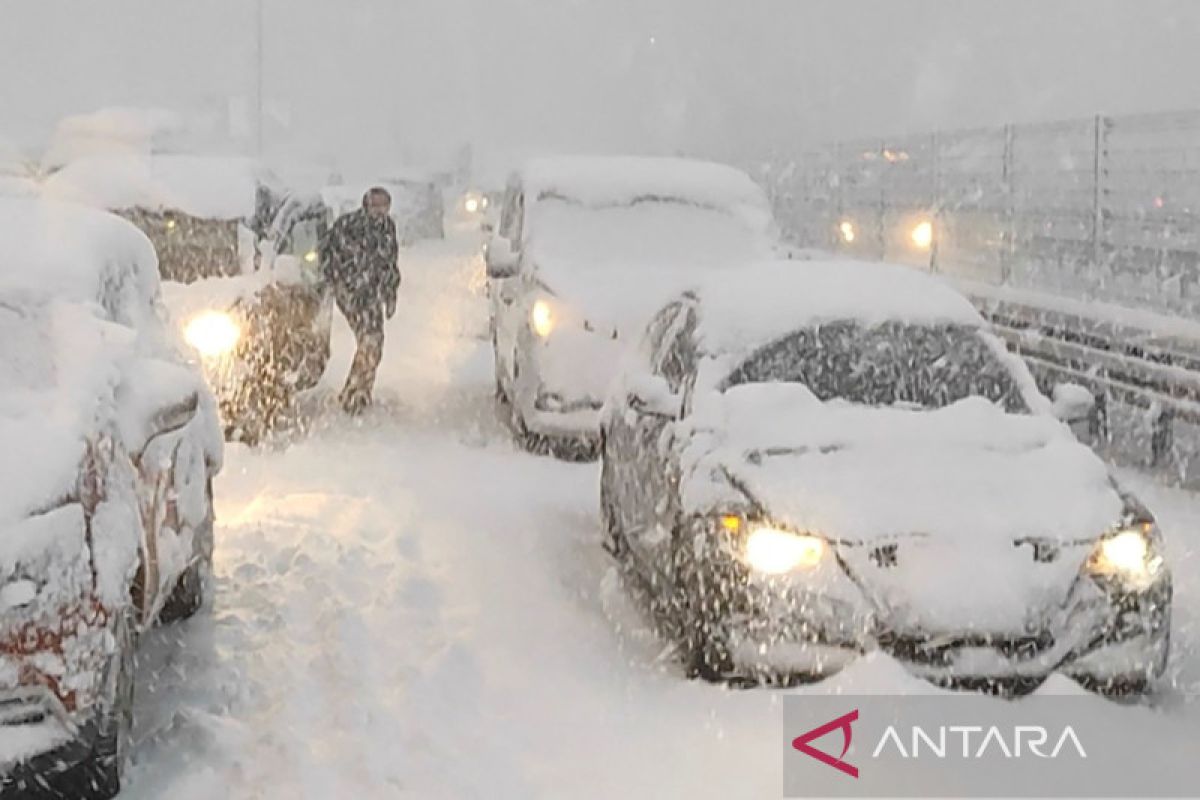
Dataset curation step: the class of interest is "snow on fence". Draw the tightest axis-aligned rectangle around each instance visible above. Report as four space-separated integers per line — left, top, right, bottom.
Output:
756 109 1200 485
759 108 1200 318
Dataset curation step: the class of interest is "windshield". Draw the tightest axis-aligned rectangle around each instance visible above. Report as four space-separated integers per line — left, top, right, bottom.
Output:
527 196 768 271
722 321 1027 412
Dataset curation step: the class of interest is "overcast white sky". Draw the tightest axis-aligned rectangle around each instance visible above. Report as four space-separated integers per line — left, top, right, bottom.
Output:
3 0 1200 173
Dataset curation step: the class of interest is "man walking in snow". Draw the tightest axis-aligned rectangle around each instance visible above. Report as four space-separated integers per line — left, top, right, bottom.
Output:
319 187 401 414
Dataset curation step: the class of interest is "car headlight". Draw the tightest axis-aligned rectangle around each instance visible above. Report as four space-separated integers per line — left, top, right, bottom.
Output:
1086 523 1166 588
910 219 934 249
184 310 241 359
739 522 827 574
303 249 318 264
838 220 856 243
465 196 481 214
531 299 555 338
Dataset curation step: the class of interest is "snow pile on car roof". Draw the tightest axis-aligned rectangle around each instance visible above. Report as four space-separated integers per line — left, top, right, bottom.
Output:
44 154 261 219
694 259 984 352
0 197 160 325
41 107 187 171
522 156 771 219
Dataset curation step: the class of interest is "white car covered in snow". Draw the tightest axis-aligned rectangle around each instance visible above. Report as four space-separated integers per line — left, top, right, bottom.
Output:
0 198 222 797
600 259 1172 694
486 156 781 457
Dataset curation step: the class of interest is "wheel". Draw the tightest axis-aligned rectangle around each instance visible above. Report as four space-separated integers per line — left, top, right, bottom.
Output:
91 612 135 797
158 479 214 624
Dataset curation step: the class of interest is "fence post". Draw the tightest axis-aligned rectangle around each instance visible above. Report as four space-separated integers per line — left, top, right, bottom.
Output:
1151 405 1174 469
1001 124 1015 284
1091 115 1109 272
930 131 941 273
833 141 844 251
878 140 888 260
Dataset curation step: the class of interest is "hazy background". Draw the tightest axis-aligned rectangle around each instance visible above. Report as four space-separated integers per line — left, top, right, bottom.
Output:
3 0 1200 174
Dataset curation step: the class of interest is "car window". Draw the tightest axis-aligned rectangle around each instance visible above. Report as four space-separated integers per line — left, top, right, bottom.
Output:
721 321 1027 412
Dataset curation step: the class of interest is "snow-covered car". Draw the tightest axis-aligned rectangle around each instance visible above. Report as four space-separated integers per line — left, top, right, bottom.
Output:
44 154 333 443
0 198 222 797
486 156 781 457
600 259 1172 694
322 175 445 246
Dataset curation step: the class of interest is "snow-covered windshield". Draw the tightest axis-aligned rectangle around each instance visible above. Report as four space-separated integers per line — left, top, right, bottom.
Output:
527 195 768 272
721 321 1027 412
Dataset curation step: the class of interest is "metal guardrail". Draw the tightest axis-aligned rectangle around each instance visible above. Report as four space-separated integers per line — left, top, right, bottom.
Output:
758 108 1200 319
755 108 1200 482
966 290 1200 470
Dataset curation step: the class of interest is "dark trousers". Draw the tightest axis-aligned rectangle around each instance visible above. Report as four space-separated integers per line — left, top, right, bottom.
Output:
338 301 385 413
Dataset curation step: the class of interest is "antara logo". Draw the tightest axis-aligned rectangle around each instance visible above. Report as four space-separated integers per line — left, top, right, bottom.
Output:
792 710 860 778
872 725 1088 759
792 711 1088 779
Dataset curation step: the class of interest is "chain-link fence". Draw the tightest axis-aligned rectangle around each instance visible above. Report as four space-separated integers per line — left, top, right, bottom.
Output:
759 109 1200 317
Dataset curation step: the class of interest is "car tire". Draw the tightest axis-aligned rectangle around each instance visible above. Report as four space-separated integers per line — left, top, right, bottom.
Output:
91 612 136 797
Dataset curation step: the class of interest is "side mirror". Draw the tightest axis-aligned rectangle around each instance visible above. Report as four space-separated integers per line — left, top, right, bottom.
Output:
626 373 682 419
1052 382 1097 438
486 237 520 279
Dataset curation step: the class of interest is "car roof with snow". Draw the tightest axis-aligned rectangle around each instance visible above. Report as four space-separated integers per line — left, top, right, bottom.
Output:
0 197 160 325
42 153 264 220
519 156 771 214
687 259 986 354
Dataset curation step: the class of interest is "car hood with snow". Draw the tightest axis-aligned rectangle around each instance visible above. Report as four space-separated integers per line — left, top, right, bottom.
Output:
677 383 1134 633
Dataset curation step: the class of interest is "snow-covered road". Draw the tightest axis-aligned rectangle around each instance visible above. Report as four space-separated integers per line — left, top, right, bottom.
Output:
120 228 1198 799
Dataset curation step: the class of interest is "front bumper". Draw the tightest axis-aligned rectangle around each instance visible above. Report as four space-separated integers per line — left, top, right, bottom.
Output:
0 717 104 799
696 553 1172 688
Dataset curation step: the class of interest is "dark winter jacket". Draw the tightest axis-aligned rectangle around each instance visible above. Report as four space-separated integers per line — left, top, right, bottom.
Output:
318 208 401 331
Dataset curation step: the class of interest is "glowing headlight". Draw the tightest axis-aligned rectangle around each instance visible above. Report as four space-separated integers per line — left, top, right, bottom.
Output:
304 249 318 263
184 311 241 359
465 197 481 214
743 526 826 574
531 299 554 338
1087 525 1164 586
911 220 934 249
838 220 856 243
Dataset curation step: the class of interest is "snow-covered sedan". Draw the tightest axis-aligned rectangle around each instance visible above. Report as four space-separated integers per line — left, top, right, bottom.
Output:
600 259 1172 694
0 198 222 797
486 156 780 457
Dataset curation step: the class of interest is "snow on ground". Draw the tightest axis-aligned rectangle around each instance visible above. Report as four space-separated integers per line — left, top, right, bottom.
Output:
120 225 1199 799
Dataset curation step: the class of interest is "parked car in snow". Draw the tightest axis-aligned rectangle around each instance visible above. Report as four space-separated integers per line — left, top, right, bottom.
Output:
485 156 781 458
44 154 333 443
0 198 223 797
600 259 1172 695
322 174 445 247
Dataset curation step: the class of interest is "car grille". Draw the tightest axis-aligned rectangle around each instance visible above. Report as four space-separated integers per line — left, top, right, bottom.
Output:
877 630 1056 666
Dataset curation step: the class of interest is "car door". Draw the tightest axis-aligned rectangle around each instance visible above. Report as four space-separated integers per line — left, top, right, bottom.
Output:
622 305 698 578
491 183 526 388
605 302 684 538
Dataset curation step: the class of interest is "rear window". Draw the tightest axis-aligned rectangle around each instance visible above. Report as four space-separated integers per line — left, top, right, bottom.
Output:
721 320 1027 412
